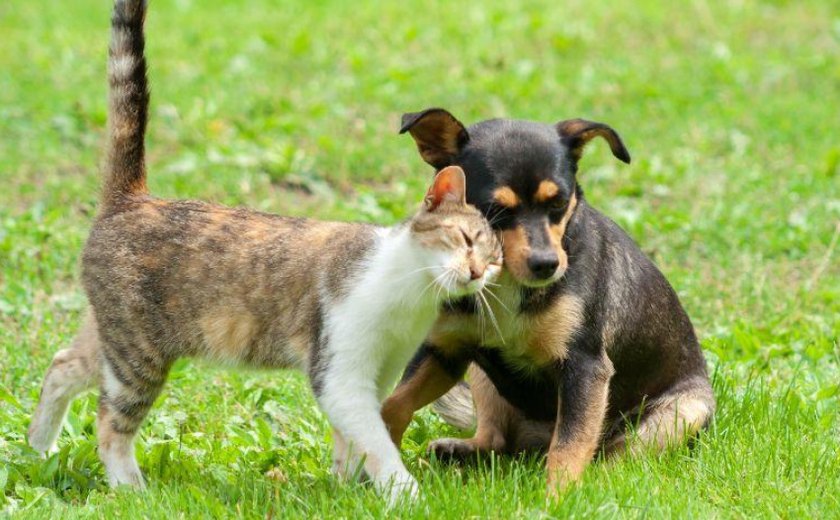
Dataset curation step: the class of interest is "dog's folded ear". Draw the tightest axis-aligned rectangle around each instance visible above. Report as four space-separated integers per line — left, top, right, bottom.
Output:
400 108 469 169
556 119 631 164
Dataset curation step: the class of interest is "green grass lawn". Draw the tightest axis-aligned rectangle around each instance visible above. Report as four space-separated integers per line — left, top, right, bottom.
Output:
1 0 839 517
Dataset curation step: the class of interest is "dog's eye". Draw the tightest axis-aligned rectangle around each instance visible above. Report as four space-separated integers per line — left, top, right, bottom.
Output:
548 203 568 220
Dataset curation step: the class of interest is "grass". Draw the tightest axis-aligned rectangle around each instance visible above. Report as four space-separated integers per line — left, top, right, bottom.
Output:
1 0 838 517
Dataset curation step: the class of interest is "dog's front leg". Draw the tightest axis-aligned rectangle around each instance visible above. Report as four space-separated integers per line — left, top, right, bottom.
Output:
547 348 614 498
381 344 468 447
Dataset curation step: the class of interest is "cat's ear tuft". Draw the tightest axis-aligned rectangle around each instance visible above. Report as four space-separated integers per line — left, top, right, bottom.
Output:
424 166 467 211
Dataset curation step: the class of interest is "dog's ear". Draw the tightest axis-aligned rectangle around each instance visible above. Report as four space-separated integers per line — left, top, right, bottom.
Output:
400 108 469 169
424 166 467 211
556 119 631 164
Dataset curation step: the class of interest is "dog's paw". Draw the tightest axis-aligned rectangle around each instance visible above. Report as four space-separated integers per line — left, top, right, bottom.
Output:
427 437 477 461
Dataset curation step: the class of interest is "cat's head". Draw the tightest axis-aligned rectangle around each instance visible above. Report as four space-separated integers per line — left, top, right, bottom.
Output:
409 166 502 298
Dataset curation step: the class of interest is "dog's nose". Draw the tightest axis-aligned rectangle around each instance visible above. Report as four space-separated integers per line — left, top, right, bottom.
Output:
527 253 559 280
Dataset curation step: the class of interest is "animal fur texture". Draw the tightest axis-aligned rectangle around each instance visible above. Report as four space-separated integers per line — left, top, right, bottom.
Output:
381 109 715 497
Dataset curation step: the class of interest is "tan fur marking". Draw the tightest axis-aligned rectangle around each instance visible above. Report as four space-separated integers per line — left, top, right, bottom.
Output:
525 294 585 364
382 356 461 446
546 441 591 492
200 310 258 361
546 351 612 499
492 186 520 208
304 222 342 247
426 315 478 355
467 365 511 452
547 192 578 273
138 253 161 270
534 180 559 203
287 331 311 360
500 225 531 282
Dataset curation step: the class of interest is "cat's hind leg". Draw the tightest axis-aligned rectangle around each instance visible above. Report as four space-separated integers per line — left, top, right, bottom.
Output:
29 312 101 455
96 335 171 489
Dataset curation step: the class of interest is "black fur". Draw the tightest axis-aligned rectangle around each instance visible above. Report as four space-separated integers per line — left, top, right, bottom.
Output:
402 343 472 381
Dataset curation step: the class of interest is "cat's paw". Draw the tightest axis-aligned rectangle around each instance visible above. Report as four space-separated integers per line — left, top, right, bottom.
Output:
28 421 59 456
107 468 146 490
28 437 59 458
380 472 419 506
331 455 369 483
428 437 477 461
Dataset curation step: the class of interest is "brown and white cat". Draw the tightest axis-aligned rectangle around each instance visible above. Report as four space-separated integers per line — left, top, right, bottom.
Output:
27 0 501 502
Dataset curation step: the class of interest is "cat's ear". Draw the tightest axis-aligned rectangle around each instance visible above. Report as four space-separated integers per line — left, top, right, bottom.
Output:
424 166 467 211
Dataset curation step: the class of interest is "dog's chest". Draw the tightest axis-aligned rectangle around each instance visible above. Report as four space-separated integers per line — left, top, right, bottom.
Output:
432 281 585 369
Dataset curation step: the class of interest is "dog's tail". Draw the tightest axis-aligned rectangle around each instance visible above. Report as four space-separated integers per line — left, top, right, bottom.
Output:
101 0 150 210
432 381 477 431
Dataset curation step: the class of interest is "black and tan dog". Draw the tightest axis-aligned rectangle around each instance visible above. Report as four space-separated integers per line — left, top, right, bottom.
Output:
381 109 715 495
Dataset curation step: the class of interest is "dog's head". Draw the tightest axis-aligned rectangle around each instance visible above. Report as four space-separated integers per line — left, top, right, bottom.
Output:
400 109 630 287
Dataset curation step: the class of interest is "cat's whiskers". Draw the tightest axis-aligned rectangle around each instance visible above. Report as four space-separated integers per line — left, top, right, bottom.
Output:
439 270 457 303
431 268 454 305
393 265 445 284
477 289 505 345
483 286 512 315
414 269 450 307
474 288 487 345
496 227 506 247
486 209 506 229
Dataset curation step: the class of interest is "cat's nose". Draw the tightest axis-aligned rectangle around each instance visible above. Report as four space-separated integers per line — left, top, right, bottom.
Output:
469 267 483 280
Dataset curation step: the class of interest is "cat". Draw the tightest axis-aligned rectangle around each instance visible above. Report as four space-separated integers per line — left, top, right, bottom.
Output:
27 0 501 502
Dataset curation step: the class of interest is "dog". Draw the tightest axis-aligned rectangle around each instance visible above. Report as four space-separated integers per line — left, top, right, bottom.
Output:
380 108 715 496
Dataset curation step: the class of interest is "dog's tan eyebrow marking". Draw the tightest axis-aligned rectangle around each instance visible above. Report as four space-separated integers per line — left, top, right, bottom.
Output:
493 187 520 208
534 180 560 203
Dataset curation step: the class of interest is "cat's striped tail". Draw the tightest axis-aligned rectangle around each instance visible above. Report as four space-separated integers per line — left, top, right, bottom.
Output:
102 0 150 210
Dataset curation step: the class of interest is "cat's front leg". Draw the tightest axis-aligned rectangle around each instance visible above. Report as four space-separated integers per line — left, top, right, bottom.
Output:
317 366 419 504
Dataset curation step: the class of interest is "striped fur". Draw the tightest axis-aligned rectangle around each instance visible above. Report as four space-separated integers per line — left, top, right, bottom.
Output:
103 0 149 208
